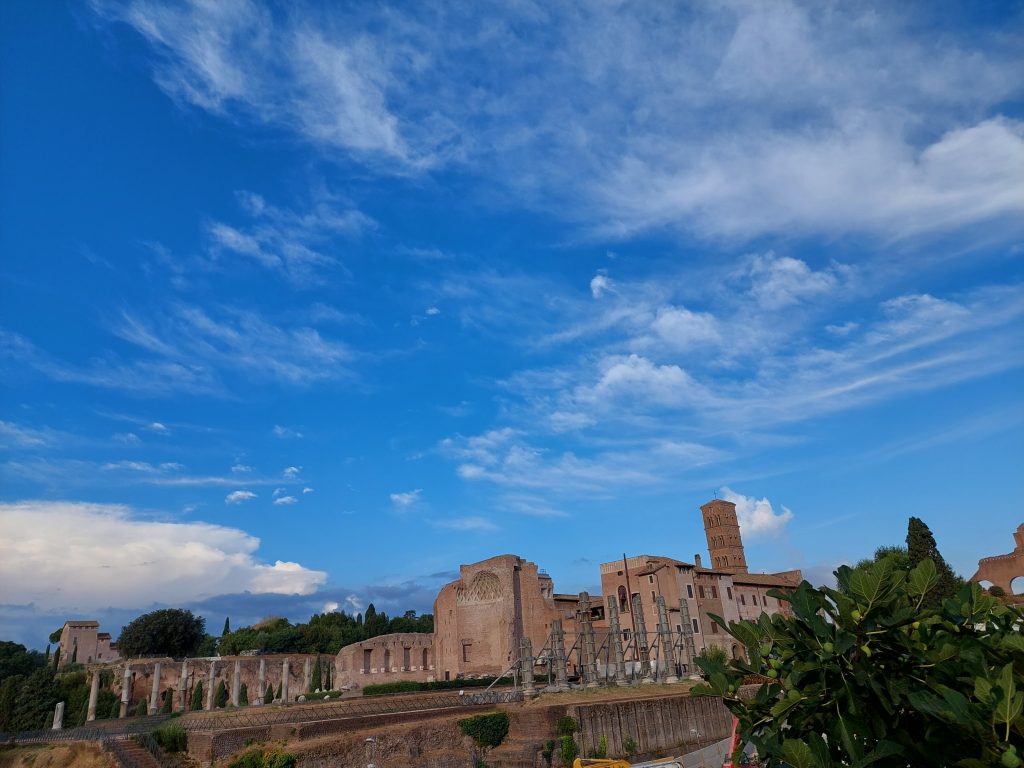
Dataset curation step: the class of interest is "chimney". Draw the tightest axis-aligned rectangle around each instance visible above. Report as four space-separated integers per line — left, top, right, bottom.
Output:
694 554 702 568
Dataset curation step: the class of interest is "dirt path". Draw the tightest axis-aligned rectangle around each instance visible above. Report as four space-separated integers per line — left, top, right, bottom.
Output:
0 743 114 768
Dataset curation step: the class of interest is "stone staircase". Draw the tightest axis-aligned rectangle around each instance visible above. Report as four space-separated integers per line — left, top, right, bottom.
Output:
103 738 164 768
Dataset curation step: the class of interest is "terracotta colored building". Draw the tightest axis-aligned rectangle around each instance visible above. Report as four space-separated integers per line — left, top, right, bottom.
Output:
335 632 434 688
58 620 120 666
970 523 1024 595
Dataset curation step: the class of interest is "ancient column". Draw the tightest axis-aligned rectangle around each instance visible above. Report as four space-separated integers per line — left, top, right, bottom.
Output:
656 596 680 683
281 658 290 703
256 658 266 705
119 665 132 718
52 701 64 730
520 636 537 698
551 620 570 691
231 660 241 707
205 660 217 711
148 662 162 714
606 595 628 686
579 592 600 688
86 670 100 722
678 598 698 677
179 661 189 711
303 657 311 694
630 593 654 683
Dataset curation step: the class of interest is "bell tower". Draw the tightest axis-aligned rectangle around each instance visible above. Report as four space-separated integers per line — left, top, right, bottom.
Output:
701 498 748 574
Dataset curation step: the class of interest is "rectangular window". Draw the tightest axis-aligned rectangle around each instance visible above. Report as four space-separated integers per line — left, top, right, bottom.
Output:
651 590 657 603
686 585 694 599
691 618 700 634
462 644 471 663
740 594 746 605
623 629 631 641
711 586 718 599
752 594 758 606
711 622 719 634
676 624 682 634
727 587 733 600
648 575 654 584
698 585 705 599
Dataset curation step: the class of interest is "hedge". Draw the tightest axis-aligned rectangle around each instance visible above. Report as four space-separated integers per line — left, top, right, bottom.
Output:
362 676 513 696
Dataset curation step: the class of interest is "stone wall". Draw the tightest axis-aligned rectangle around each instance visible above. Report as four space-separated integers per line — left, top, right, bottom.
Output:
334 632 434 688
568 693 733 760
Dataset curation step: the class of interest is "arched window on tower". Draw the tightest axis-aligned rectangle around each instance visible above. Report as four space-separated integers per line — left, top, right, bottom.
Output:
618 585 628 612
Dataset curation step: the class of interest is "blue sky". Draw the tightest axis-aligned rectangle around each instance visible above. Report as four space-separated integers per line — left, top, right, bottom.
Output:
1 0 1022 649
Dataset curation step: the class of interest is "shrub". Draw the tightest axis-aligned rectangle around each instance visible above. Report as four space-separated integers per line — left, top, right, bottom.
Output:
558 734 577 767
622 734 637 755
695 645 728 678
227 750 296 768
160 688 174 714
458 712 510 749
989 585 1006 597
302 689 341 701
135 699 148 717
541 740 555 767
586 734 607 759
555 716 577 737
153 723 187 753
692 558 1024 768
108 695 122 719
362 676 513 696
239 682 249 706
214 680 228 708
190 680 204 711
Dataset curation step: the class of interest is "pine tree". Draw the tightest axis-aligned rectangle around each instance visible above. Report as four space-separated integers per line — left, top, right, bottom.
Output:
214 680 228 708
265 683 274 704
308 655 321 693
239 682 248 706
190 681 204 712
906 516 961 605
222 617 230 636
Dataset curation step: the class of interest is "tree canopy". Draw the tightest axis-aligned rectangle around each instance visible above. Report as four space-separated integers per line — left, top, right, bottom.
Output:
0 641 46 684
907 515 962 605
116 609 206 659
694 558 1024 768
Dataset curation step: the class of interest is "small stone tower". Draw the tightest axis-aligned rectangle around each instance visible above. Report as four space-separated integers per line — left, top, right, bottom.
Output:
701 498 748 574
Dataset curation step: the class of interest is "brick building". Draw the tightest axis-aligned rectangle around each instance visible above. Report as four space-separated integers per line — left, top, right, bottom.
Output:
57 620 120 666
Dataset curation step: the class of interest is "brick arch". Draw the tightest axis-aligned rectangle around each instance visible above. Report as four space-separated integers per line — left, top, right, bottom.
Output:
970 523 1024 594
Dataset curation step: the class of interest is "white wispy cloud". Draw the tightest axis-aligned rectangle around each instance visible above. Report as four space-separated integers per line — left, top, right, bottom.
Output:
0 500 326 612
719 487 794 538
282 466 301 480
432 516 497 532
0 421 55 449
273 495 297 506
93 2 1024 240
231 463 253 473
389 489 422 507
226 490 257 504
272 425 303 439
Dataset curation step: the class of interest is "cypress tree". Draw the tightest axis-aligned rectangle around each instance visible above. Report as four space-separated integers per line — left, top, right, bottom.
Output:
190 681 204 712
135 699 148 717
52 648 60 670
214 680 228 708
324 662 331 691
906 516 961 605
239 682 248 706
161 688 174 714
109 695 122 719
45 644 50 662
309 655 321 693
222 617 230 636
264 683 274 704
275 681 282 700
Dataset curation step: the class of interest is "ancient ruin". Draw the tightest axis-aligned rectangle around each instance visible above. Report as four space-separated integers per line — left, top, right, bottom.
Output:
970 523 1024 594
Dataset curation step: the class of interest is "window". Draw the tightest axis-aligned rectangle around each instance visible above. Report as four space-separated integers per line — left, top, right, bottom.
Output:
727 587 733 600
711 586 718 599
692 618 700 634
403 647 411 670
687 585 694 599
363 649 372 673
590 606 605 621
462 644 472 663
698 585 706 599
618 585 628 612
423 648 429 669
752 594 758 606
384 649 391 671
648 575 654 584
740 594 746 605
623 629 631 641
711 622 719 634
676 624 682 634
651 590 657 603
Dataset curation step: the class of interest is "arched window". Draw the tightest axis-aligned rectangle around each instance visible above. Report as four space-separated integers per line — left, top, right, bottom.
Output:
618 585 628 612
422 648 429 670
383 649 391 672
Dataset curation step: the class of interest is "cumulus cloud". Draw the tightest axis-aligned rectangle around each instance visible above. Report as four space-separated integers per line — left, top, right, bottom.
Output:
273 495 297 506
389 489 422 507
425 307 440 316
148 422 168 433
226 490 257 504
302 487 314 494
590 273 614 299
719 487 794 538
0 500 326 612
282 466 301 479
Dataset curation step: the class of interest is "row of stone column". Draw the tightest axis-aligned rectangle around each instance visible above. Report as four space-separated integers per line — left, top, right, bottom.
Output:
83 656 315 721
521 591 695 693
